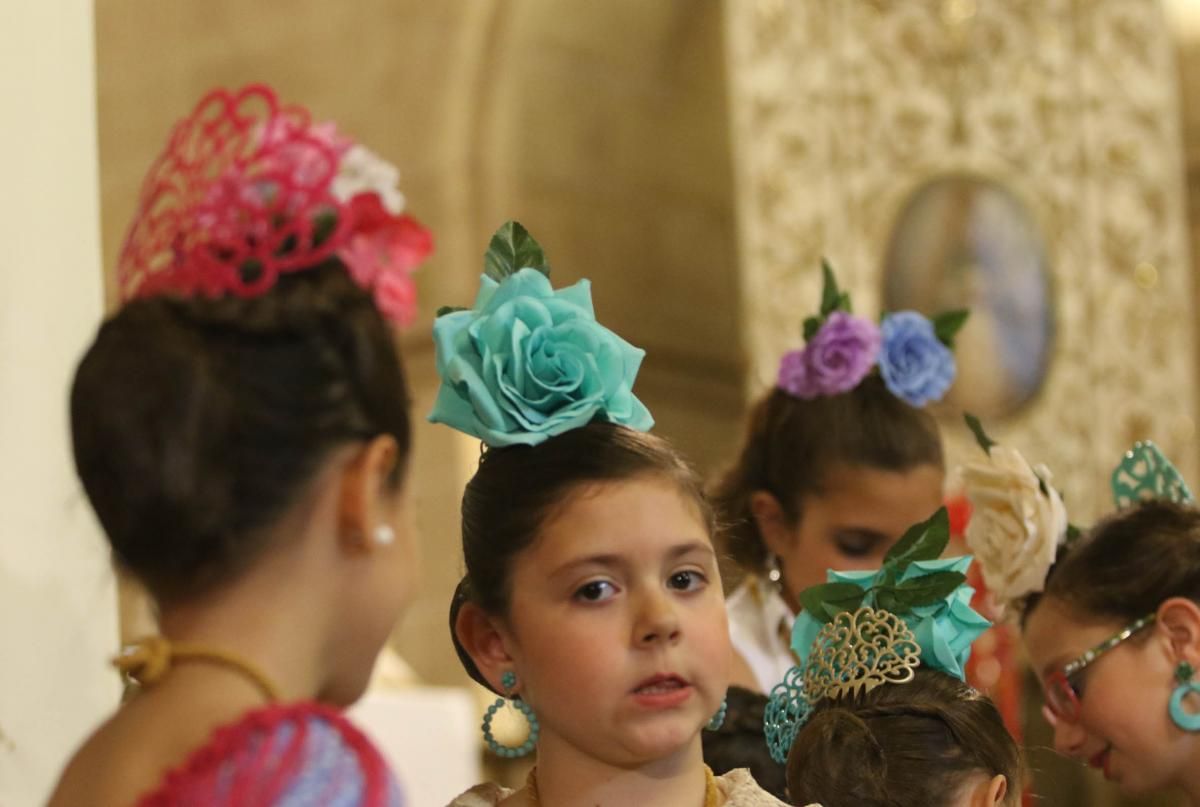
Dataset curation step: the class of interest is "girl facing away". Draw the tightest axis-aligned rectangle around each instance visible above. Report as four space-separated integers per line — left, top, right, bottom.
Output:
766 508 1022 807
710 265 964 696
50 84 433 806
427 224 789 806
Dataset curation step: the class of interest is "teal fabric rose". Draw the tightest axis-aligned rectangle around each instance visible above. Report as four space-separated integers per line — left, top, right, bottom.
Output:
790 556 989 681
428 268 654 446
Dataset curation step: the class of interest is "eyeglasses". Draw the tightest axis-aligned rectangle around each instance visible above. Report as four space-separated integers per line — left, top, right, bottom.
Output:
1042 613 1156 723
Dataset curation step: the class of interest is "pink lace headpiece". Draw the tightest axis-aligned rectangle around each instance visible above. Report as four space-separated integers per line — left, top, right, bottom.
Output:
116 84 432 325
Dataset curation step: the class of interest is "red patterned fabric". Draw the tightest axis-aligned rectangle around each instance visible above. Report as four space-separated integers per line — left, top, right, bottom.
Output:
117 84 432 325
136 701 403 806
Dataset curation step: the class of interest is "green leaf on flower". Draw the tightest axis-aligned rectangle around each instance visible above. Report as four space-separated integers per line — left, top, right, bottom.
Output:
836 291 852 313
874 588 900 613
964 413 997 455
803 315 822 342
885 507 951 570
932 309 970 347
799 582 866 624
819 258 842 317
892 570 967 608
483 221 550 282
436 305 467 318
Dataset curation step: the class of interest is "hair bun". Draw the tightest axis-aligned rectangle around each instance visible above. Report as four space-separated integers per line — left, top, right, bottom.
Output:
787 707 890 806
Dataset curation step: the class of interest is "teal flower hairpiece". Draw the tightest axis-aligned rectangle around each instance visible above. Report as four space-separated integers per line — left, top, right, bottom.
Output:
428 221 654 447
763 507 991 763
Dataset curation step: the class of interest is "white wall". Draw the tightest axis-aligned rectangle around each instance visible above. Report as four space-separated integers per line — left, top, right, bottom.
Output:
0 2 121 804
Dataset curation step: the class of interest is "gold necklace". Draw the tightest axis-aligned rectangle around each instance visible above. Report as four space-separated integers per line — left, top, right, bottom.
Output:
113 635 281 703
525 765 720 807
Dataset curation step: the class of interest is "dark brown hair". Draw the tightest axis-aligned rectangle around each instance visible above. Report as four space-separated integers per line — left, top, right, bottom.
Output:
1030 500 1200 624
71 262 411 605
450 422 712 690
787 669 1021 807
710 376 944 573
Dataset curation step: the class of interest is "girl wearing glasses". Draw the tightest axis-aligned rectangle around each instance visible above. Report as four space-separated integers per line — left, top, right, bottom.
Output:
1022 500 1200 800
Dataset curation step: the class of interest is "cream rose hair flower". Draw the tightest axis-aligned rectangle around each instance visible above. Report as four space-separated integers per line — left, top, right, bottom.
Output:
960 416 1069 614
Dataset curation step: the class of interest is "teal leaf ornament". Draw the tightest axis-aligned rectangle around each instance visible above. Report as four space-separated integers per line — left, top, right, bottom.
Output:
1111 440 1194 509
483 220 550 282
789 507 988 682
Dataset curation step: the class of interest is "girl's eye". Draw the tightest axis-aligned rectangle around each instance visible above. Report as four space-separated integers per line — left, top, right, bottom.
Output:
574 580 617 602
668 570 706 592
833 533 880 559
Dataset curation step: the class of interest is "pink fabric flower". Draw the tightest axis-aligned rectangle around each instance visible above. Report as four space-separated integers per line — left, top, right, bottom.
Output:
372 269 419 327
777 311 881 398
337 192 433 326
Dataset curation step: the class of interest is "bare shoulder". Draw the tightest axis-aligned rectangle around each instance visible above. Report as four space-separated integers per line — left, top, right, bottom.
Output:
48 686 254 807
48 709 164 807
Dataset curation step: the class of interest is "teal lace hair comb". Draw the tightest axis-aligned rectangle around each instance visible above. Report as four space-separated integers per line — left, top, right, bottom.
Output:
1111 441 1194 509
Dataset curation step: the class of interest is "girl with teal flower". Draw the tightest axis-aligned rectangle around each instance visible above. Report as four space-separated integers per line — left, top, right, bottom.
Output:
766 508 1022 807
438 223 788 807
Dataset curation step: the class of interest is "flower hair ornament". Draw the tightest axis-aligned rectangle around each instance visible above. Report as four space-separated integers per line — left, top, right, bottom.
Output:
776 260 968 406
958 414 1073 619
427 221 654 447
763 507 991 762
1111 440 1195 509
117 84 433 325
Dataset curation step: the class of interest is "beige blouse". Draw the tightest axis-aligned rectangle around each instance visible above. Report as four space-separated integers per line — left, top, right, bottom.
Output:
445 768 805 806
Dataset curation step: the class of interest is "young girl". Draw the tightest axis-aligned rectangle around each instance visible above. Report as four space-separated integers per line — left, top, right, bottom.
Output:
711 265 961 695
1021 459 1200 801
50 84 432 806
770 509 1021 807
430 225 788 805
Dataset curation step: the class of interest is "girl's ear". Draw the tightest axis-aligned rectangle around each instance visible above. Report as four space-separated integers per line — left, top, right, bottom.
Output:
455 600 518 693
750 490 796 558
967 774 1006 806
1157 596 1200 670
336 435 399 553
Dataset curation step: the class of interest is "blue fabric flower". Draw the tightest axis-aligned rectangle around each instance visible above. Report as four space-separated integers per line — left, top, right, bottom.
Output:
878 311 956 407
428 268 654 446
790 557 989 681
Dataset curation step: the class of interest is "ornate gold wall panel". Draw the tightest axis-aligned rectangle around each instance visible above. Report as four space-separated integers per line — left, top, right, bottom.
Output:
724 0 1197 522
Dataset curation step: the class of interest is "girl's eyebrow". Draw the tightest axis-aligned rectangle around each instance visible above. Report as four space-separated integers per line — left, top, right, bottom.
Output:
550 541 715 578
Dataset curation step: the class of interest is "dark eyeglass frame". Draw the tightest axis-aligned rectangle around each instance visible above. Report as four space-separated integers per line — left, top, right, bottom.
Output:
1042 613 1156 723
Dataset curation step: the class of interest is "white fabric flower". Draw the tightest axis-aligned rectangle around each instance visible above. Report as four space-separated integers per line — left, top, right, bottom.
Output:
962 445 1068 608
332 144 406 214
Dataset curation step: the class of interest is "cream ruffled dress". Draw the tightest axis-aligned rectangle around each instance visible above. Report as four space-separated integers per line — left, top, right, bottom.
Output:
446 768 804 806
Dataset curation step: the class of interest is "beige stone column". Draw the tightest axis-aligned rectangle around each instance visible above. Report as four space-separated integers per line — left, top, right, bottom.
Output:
0 2 121 803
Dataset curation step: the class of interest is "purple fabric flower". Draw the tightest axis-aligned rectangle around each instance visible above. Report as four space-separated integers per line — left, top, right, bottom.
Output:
879 311 956 406
777 312 881 398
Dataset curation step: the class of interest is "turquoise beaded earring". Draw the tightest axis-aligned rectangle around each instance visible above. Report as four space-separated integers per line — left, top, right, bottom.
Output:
1170 661 1200 731
483 671 540 757
705 696 728 731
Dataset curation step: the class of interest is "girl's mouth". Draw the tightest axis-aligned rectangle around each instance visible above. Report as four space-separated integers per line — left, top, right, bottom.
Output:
631 674 693 708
